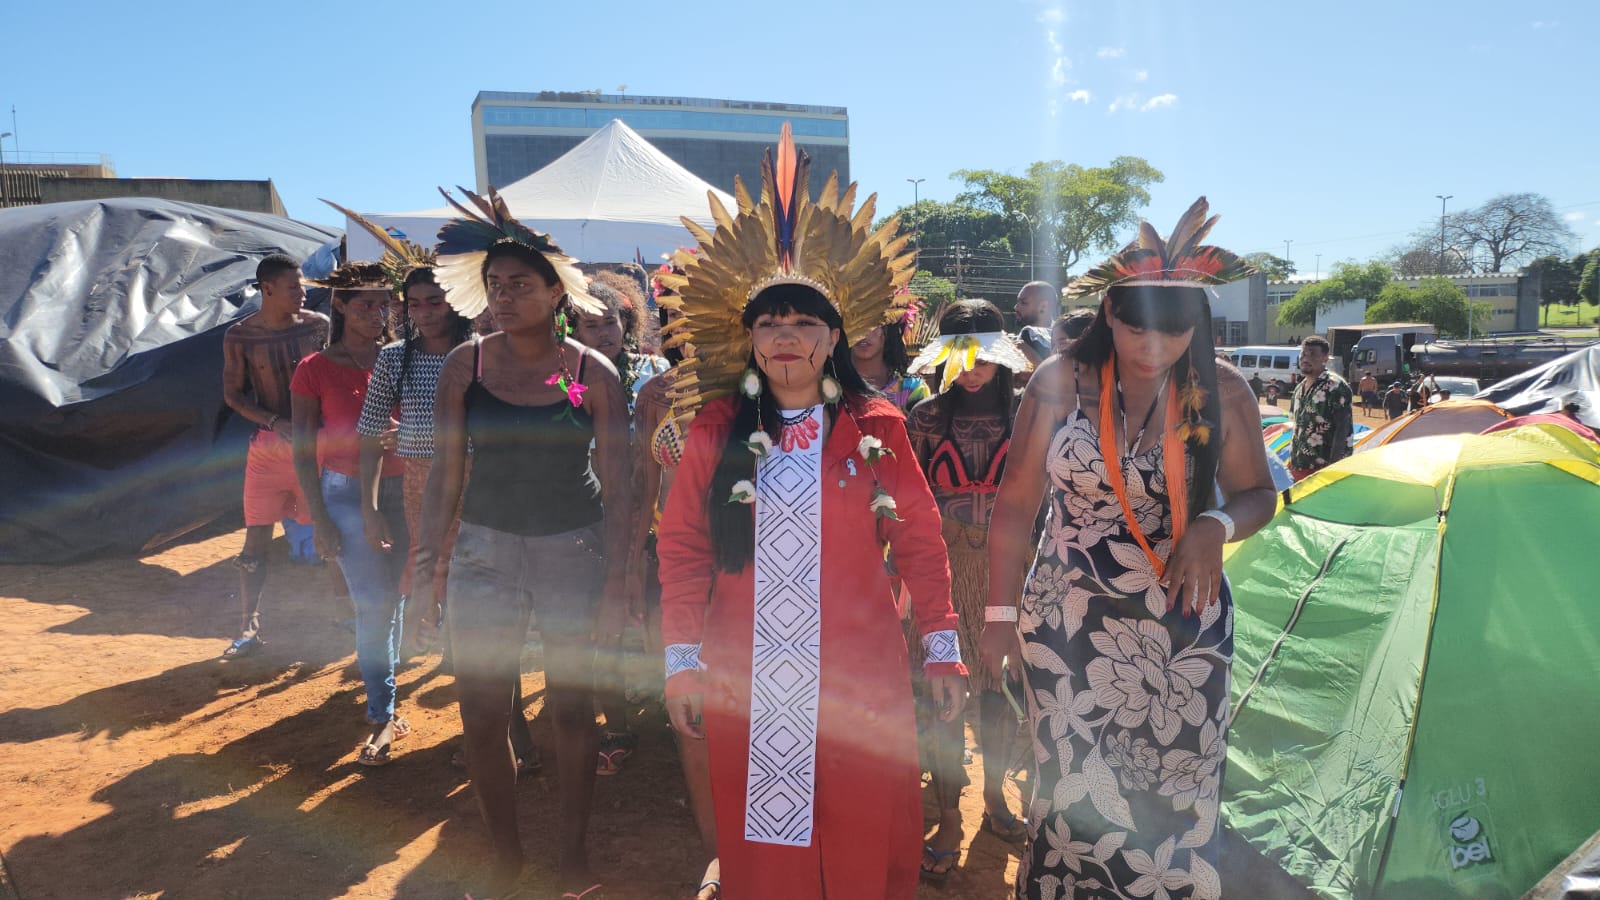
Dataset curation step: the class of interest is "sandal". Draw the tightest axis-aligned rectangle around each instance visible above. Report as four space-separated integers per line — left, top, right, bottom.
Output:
920 845 960 884
695 880 720 900
595 731 637 776
221 636 261 659
358 736 394 767
980 810 1029 844
561 884 603 899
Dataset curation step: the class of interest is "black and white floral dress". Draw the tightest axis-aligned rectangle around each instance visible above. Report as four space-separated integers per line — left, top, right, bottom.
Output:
1015 409 1231 900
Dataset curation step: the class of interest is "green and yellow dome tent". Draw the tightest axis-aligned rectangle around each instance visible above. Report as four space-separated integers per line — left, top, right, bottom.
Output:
1221 424 1600 899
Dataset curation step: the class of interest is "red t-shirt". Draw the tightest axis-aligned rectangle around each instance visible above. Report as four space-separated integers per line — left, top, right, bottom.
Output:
290 352 402 478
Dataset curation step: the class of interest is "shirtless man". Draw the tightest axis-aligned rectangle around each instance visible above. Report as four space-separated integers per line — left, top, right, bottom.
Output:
220 253 328 658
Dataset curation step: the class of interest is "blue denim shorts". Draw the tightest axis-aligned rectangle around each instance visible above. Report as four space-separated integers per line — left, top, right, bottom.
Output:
446 520 605 678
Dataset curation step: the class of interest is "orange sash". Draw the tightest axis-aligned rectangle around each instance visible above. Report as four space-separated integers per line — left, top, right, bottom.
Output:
1097 356 1189 579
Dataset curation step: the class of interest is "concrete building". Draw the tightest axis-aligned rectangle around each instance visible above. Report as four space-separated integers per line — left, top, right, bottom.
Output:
0 158 116 208
1262 269 1542 346
472 91 849 196
40 177 286 216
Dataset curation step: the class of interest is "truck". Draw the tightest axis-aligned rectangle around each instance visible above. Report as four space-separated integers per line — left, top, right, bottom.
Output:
1327 323 1437 384
1412 336 1600 384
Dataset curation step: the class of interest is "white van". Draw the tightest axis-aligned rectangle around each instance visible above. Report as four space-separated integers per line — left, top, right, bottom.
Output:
1230 346 1301 387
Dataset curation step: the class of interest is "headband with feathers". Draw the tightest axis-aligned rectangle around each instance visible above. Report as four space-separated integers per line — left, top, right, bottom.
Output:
431 186 600 320
321 199 436 294
654 123 917 414
305 261 392 292
1067 196 1255 296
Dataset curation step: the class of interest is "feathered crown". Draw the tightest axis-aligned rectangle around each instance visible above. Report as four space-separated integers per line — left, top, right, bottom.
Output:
654 123 917 412
1067 196 1255 297
321 199 436 293
306 261 392 292
431 186 600 319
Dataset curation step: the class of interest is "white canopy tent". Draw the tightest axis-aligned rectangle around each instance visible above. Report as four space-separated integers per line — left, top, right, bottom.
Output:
344 120 736 265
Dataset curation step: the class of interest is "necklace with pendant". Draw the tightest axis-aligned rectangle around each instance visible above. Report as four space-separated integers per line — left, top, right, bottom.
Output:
778 407 820 452
1116 373 1166 467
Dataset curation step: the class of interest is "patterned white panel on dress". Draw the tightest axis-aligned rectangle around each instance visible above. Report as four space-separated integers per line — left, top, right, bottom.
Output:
745 406 824 846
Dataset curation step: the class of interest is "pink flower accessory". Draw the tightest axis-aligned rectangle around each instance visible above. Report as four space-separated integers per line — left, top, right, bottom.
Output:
545 347 587 425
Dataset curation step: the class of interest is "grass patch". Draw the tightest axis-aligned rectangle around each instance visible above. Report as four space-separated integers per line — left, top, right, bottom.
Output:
1542 302 1600 327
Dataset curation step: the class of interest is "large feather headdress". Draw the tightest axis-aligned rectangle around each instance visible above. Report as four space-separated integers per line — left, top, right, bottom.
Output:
431 186 600 319
321 199 436 293
305 261 392 292
654 123 917 413
1067 196 1255 297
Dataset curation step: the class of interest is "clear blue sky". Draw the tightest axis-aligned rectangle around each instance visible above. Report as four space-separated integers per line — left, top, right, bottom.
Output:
4 0 1596 276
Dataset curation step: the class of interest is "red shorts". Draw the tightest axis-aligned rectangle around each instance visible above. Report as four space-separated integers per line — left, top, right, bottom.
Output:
243 431 311 527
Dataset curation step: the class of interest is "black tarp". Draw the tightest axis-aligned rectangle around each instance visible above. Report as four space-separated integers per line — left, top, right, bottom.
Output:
0 199 340 563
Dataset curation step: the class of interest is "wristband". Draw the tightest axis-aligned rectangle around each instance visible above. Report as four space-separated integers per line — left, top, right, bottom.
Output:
984 605 1018 623
264 414 280 431
1198 509 1236 542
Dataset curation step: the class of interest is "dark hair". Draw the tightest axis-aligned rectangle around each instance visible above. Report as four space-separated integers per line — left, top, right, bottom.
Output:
882 320 913 375
589 271 647 349
395 266 472 396
1069 284 1222 518
928 299 1015 442
1301 335 1331 354
707 284 879 572
482 240 559 287
256 253 300 286
1054 308 1097 342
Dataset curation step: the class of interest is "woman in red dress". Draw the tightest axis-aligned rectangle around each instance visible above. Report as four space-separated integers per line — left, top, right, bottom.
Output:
655 126 967 900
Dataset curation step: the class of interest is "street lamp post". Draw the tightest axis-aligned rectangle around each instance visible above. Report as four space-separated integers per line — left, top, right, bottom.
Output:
1435 194 1452 275
0 132 12 209
1283 239 1293 271
906 177 926 259
1019 211 1038 281
1314 254 1322 281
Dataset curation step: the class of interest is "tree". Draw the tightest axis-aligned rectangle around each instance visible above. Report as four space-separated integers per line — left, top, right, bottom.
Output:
1364 277 1476 337
1580 254 1600 307
1388 235 1471 277
1528 255 1578 324
1448 193 1577 272
1276 260 1392 328
951 156 1164 276
1242 252 1296 281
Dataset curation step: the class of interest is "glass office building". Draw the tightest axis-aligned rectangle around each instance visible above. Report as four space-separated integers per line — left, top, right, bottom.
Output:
472 92 850 195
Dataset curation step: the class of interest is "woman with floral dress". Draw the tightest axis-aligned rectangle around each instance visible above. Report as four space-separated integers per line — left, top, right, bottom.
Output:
982 199 1278 899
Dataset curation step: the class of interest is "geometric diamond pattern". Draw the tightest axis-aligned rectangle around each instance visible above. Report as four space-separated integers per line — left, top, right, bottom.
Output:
664 643 703 679
921 629 962 666
745 405 823 847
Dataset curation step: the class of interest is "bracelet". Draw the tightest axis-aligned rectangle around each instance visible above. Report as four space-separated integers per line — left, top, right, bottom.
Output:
264 414 280 431
984 605 1018 623
1198 509 1236 542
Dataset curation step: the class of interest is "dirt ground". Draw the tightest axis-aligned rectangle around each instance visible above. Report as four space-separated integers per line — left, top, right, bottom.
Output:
0 523 1022 899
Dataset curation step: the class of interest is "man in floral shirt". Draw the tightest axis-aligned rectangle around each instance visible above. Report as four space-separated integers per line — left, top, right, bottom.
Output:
1289 335 1353 480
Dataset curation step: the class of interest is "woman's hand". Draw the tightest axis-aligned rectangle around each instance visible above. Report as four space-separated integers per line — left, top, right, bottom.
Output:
377 425 399 453
361 507 393 552
979 619 1023 684
666 681 705 740
1164 515 1227 616
312 515 341 561
928 673 968 723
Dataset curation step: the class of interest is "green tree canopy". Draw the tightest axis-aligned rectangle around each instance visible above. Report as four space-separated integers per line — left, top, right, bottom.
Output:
1529 255 1579 323
1579 254 1600 307
1365 277 1478 337
1243 252 1296 281
1275 261 1393 328
950 156 1164 273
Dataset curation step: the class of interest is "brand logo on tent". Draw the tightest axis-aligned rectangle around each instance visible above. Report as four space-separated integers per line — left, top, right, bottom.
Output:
384 226 407 239
1446 812 1493 871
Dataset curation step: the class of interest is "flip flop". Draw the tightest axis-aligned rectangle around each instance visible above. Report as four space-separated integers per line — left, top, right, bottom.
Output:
561 884 603 899
920 845 960 884
221 637 260 659
358 737 393 767
696 880 721 900
980 810 1029 844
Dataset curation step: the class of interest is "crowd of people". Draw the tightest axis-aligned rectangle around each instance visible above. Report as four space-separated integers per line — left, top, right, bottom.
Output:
219 126 1282 900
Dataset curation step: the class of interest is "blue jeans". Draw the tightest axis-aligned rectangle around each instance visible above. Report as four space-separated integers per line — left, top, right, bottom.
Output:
322 470 409 723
